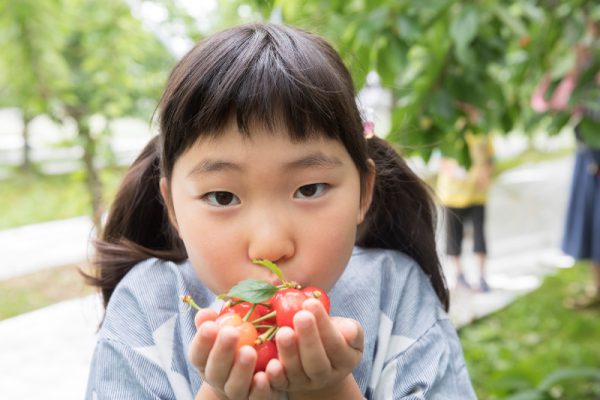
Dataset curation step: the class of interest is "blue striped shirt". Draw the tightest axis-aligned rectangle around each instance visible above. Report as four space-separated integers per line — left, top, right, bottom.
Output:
86 247 476 399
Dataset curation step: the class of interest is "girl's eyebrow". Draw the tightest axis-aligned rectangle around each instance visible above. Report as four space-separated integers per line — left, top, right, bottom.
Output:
187 152 342 177
283 152 343 170
187 159 242 177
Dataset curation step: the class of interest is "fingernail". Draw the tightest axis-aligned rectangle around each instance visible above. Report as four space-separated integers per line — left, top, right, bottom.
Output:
238 346 254 365
277 328 294 346
294 311 312 328
303 298 322 313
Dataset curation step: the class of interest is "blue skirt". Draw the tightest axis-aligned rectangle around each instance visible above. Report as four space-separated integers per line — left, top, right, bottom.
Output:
561 147 600 262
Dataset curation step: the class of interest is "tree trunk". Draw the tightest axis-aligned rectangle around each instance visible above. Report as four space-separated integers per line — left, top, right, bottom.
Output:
77 117 104 230
20 111 33 172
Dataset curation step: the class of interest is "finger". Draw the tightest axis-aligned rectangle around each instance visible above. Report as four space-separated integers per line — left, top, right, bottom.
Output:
204 326 239 389
303 299 363 367
273 327 307 382
194 308 218 329
223 345 256 399
334 318 364 352
265 358 288 391
329 318 364 367
249 371 272 400
188 320 218 371
293 309 332 378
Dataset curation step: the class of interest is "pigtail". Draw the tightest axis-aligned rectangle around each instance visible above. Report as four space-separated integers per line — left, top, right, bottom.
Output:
82 136 186 308
357 137 449 311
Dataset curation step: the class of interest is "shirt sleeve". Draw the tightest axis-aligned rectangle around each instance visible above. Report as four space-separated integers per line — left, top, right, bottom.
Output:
369 319 476 400
86 337 187 400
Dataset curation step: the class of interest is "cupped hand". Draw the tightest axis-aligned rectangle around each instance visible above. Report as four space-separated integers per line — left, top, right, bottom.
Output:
189 309 280 400
265 298 364 395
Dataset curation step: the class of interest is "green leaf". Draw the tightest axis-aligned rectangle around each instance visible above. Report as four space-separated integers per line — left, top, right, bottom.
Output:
227 279 278 304
492 5 528 37
450 6 479 51
252 259 285 281
578 119 600 149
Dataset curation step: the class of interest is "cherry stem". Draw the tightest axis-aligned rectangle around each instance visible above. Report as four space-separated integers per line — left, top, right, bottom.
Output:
276 281 301 290
254 325 276 329
251 310 276 324
255 325 278 344
180 295 201 311
243 303 257 322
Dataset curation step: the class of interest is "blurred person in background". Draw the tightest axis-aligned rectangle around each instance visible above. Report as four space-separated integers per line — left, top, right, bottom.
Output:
531 20 600 309
436 103 495 292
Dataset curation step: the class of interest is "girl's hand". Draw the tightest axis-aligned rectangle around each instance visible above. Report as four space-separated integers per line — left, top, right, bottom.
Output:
265 299 364 398
189 309 280 400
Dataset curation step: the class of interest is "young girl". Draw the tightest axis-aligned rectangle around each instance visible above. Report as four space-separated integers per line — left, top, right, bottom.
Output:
85 23 476 399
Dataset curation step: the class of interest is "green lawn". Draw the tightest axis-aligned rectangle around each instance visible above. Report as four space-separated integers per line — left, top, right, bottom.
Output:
0 264 93 320
460 264 600 399
0 167 125 230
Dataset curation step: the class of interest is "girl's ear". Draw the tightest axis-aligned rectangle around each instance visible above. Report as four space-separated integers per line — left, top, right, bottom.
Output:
159 177 179 232
358 159 376 224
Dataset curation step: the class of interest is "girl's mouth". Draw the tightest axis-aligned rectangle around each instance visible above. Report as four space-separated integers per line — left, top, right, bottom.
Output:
268 278 283 287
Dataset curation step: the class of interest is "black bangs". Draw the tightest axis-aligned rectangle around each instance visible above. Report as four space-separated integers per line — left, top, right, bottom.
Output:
158 23 367 177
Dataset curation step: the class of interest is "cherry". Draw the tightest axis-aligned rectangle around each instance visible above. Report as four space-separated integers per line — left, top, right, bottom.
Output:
215 313 258 349
220 300 271 321
302 286 331 314
254 340 278 373
271 288 308 328
220 300 275 333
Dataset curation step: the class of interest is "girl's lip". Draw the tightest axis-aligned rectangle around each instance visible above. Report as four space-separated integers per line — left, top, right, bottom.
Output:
268 278 283 286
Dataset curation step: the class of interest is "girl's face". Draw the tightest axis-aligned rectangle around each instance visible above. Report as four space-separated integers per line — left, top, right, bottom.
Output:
161 120 374 295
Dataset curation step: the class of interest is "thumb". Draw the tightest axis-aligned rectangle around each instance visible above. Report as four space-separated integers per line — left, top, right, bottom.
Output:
333 317 364 352
194 308 218 329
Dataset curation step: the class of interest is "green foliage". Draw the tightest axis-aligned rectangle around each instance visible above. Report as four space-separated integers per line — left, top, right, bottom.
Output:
232 0 600 164
0 0 175 224
460 264 600 399
0 0 64 116
58 0 174 120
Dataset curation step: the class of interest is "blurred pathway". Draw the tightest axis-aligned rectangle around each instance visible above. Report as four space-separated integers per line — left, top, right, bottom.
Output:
0 155 575 399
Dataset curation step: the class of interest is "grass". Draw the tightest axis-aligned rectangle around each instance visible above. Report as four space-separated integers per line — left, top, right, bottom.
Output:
0 263 95 320
0 167 125 230
460 263 600 399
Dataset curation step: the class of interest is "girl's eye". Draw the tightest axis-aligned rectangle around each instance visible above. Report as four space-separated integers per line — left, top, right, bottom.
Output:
203 191 240 207
294 183 329 199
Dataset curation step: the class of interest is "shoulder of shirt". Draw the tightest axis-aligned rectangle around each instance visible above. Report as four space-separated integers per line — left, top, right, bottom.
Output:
341 247 448 336
348 246 424 284
99 258 210 343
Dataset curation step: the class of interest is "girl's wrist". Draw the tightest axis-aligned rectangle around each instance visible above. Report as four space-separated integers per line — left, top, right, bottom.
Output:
288 374 363 400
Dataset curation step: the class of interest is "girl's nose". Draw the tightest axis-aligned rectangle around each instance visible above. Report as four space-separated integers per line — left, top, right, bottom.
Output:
247 215 295 265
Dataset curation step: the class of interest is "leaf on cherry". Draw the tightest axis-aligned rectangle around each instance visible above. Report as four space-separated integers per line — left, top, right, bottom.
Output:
227 279 278 304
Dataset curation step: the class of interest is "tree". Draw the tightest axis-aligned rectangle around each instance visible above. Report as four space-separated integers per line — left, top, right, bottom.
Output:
54 0 174 227
0 0 174 228
0 0 65 171
222 0 600 164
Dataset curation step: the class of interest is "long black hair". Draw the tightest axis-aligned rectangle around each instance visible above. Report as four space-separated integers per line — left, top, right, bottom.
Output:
84 23 449 311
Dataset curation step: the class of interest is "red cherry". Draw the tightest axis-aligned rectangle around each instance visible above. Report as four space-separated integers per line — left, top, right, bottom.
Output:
302 286 331 314
254 340 278 372
220 300 271 322
271 288 308 328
